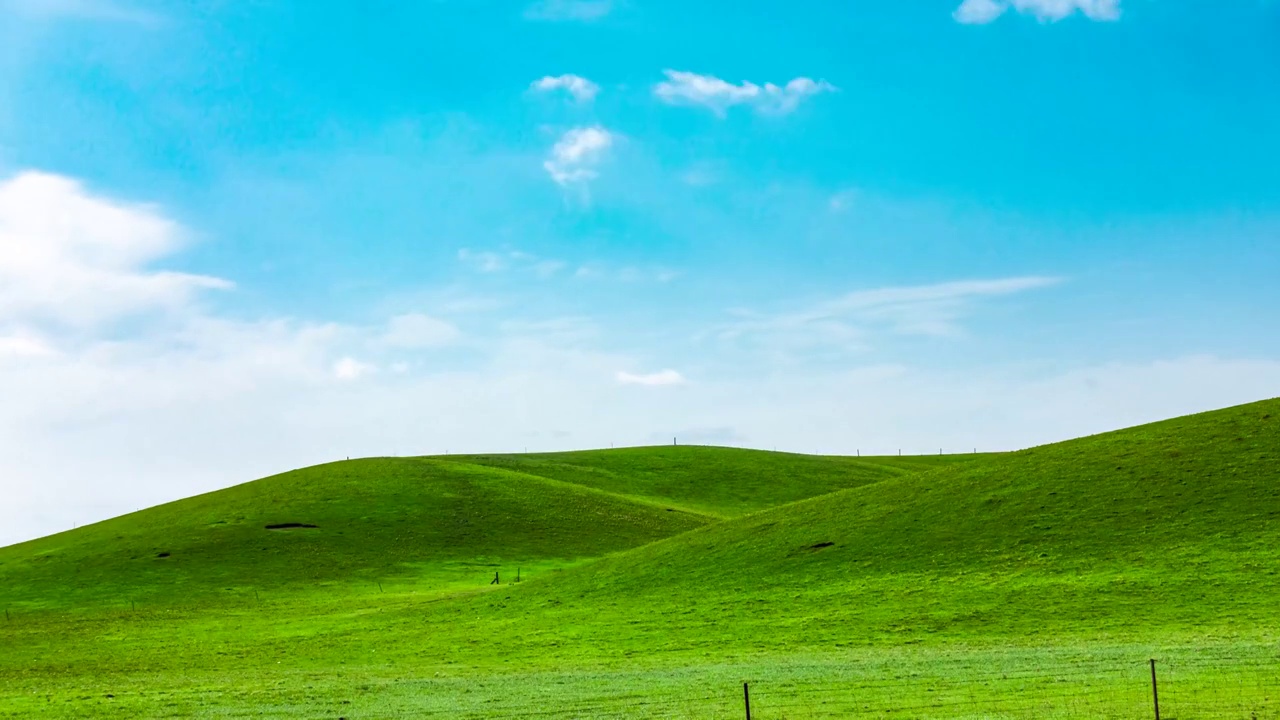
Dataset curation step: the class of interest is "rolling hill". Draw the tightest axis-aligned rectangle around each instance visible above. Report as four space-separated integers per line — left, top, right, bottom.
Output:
439 397 1280 659
0 399 1276 718
0 448 974 612
0 457 713 611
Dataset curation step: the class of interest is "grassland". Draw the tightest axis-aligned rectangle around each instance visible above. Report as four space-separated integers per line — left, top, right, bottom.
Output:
0 400 1277 718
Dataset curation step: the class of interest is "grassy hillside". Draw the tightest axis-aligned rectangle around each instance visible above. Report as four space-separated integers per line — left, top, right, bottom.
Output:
1 400 1277 718
448 446 988 517
0 457 711 611
444 398 1280 654
0 447 983 614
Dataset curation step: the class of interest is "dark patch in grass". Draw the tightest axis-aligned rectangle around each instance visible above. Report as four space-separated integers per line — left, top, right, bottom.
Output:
265 523 319 530
156 552 170 559
809 542 835 550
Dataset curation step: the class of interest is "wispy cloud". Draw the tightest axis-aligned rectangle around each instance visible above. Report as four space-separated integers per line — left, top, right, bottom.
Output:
653 70 836 117
717 277 1061 356
953 0 1121 24
572 263 678 284
457 247 673 285
457 247 567 278
530 74 600 103
523 0 613 22
616 369 686 386
543 125 614 187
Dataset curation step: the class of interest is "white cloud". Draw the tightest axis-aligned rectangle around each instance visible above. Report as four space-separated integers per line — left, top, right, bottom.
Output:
616 369 686 386
382 313 460 349
523 0 613 21
953 0 1121 24
543 125 614 186
653 70 836 116
0 172 231 334
333 356 374 381
531 74 600 103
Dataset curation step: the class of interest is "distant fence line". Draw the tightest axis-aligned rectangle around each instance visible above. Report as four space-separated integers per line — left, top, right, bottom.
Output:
397 653 1279 719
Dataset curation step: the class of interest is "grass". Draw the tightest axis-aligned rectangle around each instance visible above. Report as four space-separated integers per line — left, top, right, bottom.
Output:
0 399 1277 718
0 458 711 611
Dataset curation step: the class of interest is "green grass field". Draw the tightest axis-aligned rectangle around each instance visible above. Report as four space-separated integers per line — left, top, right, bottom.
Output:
1 400 1277 718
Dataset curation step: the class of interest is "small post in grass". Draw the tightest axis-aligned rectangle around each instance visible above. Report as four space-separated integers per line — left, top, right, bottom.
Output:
491 571 500 585
4 608 9 622
1150 658 1161 720
743 682 751 720
377 581 383 593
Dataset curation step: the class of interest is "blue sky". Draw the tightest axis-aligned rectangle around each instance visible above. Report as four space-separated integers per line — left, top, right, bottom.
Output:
1 0 1278 544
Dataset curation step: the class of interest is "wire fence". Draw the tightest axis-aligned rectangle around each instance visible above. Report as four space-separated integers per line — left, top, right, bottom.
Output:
391 651 1280 719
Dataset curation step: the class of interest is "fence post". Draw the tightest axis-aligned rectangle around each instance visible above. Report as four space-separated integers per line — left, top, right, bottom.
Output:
1150 658 1160 720
743 682 751 720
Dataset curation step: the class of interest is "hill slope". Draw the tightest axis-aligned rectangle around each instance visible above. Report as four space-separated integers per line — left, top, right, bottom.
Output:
0 446 970 612
420 397 1280 661
2 401 1277 719
0 457 711 611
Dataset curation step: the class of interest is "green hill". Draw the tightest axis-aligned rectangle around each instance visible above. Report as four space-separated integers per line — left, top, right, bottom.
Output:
0 457 712 611
0 448 983 613
1 400 1277 719
441 398 1280 659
